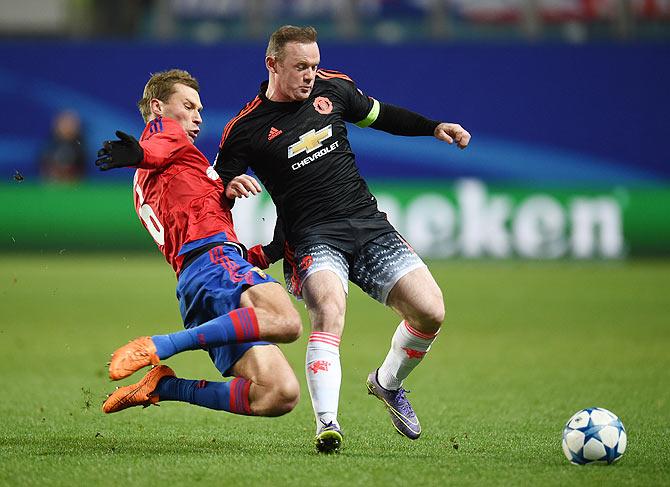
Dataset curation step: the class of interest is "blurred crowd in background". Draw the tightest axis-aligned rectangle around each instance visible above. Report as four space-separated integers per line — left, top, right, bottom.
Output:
1 0 668 183
1 0 669 43
39 110 86 183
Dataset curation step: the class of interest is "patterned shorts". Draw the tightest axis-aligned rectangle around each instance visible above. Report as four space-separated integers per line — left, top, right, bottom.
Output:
284 231 426 304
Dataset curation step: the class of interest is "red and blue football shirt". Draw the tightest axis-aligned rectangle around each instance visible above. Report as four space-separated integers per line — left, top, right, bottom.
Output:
133 116 238 275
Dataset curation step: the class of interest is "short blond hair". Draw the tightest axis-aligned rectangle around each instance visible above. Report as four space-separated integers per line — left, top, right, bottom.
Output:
137 69 199 122
266 25 318 62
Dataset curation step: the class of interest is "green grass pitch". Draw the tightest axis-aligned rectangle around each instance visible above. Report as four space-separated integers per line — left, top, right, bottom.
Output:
1 254 669 485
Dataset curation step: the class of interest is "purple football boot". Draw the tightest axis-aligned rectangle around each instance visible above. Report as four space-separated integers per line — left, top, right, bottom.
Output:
366 370 421 440
314 419 343 454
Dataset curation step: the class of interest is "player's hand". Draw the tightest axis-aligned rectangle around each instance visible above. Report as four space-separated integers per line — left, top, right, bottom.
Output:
434 123 471 149
225 174 262 199
247 244 271 270
95 131 144 170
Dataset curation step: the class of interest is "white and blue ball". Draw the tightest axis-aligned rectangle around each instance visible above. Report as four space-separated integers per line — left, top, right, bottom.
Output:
562 407 627 465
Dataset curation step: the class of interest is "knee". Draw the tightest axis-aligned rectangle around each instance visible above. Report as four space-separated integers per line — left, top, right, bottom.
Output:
429 302 446 330
280 307 302 342
414 295 445 334
432 294 446 326
312 301 345 332
262 377 300 417
258 302 302 343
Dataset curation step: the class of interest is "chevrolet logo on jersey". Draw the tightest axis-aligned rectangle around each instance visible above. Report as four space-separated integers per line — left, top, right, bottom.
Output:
288 125 333 158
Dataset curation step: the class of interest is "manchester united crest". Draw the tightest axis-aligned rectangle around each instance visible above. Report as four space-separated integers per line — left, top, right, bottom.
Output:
313 96 333 115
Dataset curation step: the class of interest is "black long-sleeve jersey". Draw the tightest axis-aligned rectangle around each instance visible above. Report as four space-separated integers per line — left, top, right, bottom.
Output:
215 69 439 245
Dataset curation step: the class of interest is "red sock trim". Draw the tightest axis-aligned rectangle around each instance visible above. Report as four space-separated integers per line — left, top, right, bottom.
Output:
229 307 260 342
241 378 252 415
229 378 238 412
403 321 437 340
230 309 243 341
229 377 253 415
308 331 340 347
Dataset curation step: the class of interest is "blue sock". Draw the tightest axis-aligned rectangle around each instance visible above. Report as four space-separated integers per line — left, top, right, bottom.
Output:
155 376 253 415
151 307 259 359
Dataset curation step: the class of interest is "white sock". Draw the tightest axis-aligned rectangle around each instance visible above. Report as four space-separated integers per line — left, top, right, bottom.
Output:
377 320 438 390
305 331 341 432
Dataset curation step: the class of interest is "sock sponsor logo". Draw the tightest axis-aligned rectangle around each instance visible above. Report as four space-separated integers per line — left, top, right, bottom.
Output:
197 333 207 347
308 360 330 374
402 347 426 360
196 379 207 389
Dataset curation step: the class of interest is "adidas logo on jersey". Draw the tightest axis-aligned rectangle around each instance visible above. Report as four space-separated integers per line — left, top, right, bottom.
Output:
268 127 283 141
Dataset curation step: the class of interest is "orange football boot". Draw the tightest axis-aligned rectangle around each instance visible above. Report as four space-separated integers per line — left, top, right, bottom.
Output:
102 365 175 414
108 336 160 380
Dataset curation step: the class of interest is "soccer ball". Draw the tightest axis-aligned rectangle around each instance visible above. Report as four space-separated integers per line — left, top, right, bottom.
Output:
562 407 627 465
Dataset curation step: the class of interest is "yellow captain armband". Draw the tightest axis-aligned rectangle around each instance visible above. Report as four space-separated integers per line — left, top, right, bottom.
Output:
355 98 380 128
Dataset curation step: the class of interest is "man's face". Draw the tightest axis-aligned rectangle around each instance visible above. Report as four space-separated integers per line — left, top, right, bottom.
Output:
271 42 320 102
156 83 203 143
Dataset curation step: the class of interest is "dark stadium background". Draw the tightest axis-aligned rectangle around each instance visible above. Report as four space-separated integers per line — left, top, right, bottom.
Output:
1 3 668 259
1 2 669 485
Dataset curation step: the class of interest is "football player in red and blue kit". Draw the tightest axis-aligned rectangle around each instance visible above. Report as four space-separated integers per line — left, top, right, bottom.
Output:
96 69 302 418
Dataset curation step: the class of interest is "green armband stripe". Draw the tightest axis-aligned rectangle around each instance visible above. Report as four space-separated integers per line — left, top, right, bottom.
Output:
355 98 380 128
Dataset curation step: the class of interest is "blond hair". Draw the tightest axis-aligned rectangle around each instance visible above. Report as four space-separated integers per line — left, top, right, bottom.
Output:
137 69 199 122
266 25 318 62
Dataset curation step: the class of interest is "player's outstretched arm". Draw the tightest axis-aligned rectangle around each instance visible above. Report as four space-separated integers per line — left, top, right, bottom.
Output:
95 131 144 170
365 102 471 150
225 174 262 199
434 122 471 149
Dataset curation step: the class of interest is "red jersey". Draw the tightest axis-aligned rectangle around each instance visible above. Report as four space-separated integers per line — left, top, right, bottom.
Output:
133 116 238 275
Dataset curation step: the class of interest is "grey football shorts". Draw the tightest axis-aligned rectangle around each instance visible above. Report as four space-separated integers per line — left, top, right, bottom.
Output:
283 231 426 304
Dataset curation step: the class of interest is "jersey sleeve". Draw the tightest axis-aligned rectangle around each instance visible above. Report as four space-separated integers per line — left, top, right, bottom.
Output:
214 116 251 186
320 71 439 137
262 214 286 264
138 118 191 169
343 83 376 126
318 70 376 126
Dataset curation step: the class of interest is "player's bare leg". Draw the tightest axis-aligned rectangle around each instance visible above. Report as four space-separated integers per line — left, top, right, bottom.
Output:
386 266 445 336
301 270 347 453
367 266 445 439
108 282 302 380
239 281 303 343
103 346 299 417
231 345 299 416
302 270 347 336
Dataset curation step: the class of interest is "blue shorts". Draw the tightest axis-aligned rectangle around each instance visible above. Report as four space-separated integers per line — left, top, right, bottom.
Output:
176 244 278 377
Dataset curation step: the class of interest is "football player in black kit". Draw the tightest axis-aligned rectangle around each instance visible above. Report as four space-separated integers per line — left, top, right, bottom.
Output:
215 25 471 454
